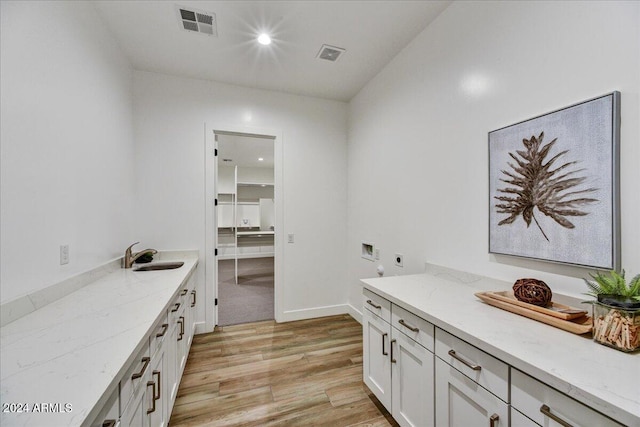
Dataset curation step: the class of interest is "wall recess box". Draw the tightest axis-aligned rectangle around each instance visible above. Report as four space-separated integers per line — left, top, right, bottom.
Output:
362 242 375 261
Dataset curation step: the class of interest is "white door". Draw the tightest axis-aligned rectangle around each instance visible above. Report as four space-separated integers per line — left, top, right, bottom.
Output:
363 310 392 411
435 358 508 427
391 329 434 427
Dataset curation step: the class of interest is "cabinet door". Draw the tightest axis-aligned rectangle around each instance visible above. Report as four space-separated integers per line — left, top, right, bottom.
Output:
121 376 152 427
363 310 392 411
147 351 166 427
391 329 434 427
435 358 508 427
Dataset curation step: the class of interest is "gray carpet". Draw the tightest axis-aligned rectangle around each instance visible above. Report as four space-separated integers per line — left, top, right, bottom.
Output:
218 257 274 326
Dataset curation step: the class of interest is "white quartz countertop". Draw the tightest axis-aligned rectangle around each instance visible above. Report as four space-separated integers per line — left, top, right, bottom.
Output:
0 254 198 426
361 267 640 426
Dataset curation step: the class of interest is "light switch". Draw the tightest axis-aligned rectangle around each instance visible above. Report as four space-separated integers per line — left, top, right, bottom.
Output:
288 234 294 243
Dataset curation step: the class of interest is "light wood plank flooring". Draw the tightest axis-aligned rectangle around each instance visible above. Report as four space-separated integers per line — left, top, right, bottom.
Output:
169 314 398 426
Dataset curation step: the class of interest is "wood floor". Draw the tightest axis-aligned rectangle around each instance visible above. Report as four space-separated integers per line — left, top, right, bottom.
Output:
169 314 398 427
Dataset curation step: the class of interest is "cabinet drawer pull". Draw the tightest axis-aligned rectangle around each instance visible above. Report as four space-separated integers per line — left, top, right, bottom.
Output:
390 339 397 363
489 413 499 427
448 349 481 371
171 302 181 312
191 290 197 307
146 381 156 414
366 299 381 309
181 289 188 296
177 317 184 341
156 323 168 338
382 333 388 356
398 319 419 332
102 420 116 427
131 356 151 380
152 370 161 400
540 404 573 427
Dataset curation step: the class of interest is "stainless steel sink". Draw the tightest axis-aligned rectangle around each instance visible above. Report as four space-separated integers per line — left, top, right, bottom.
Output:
133 261 184 271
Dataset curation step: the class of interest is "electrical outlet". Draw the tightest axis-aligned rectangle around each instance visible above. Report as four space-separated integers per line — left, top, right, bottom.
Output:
394 253 403 267
375 248 380 260
60 245 69 265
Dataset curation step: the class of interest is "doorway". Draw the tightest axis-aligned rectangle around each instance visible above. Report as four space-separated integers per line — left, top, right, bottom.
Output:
204 125 283 331
216 133 274 325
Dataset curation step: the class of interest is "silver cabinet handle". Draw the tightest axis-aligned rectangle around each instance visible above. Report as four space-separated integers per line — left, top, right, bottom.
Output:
132 356 150 380
191 290 197 307
489 413 499 427
382 333 388 356
171 302 181 312
366 299 381 309
390 339 397 363
540 404 573 427
181 289 188 296
398 319 419 332
448 349 481 371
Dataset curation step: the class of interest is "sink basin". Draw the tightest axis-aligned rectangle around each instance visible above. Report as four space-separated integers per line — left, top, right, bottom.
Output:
134 261 184 271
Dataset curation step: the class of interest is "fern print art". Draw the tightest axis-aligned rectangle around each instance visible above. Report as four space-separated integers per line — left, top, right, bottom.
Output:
494 132 598 242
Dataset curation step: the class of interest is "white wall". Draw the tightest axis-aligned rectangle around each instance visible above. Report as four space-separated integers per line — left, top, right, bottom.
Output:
132 71 348 322
347 1 640 312
0 1 134 303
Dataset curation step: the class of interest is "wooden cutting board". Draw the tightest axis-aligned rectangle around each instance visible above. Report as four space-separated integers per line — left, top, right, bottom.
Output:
475 291 592 335
486 290 587 320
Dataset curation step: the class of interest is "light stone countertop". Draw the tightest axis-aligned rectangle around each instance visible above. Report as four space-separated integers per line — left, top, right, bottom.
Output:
0 253 198 426
361 266 640 426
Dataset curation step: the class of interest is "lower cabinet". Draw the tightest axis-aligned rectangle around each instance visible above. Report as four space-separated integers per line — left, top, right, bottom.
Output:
391 328 434 427
363 291 435 427
435 357 508 427
511 369 624 427
362 288 628 427
90 273 198 427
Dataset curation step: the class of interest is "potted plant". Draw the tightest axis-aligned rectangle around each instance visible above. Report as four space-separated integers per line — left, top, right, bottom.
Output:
584 270 640 352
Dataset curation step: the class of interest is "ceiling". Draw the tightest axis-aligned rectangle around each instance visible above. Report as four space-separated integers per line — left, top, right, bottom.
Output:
217 133 275 169
94 1 451 102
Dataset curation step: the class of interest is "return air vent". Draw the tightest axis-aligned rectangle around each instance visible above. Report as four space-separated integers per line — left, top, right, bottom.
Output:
316 44 346 62
176 5 217 36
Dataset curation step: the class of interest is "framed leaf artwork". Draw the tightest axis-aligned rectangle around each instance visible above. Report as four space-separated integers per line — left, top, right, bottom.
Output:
488 92 620 270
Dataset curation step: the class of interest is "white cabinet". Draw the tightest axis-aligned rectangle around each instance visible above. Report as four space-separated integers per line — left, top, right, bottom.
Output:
89 387 119 427
435 357 508 427
391 328 434 427
511 369 624 427
363 307 392 409
362 289 435 427
94 270 197 427
434 328 509 427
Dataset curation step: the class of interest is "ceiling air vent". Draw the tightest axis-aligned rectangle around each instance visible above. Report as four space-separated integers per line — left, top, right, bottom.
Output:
176 5 217 36
316 44 345 62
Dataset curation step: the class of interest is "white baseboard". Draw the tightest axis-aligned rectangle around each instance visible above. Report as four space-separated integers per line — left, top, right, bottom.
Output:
347 303 363 325
194 321 211 335
278 303 350 323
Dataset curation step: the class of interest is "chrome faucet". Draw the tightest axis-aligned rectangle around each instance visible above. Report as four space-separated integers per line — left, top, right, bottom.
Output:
123 242 158 268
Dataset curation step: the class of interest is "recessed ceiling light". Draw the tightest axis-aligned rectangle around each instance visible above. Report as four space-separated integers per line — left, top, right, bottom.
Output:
257 33 271 45
258 157 264 161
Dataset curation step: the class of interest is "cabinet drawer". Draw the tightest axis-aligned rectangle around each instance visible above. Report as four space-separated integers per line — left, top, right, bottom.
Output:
391 304 434 352
511 407 537 427
435 328 508 402
149 312 169 357
511 369 624 427
363 288 391 323
89 386 119 427
120 342 150 410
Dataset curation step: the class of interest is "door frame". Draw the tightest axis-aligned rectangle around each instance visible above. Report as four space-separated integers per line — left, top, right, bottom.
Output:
204 123 283 332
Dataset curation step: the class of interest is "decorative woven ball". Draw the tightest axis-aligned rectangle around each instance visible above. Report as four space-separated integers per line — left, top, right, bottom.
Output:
513 278 552 306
